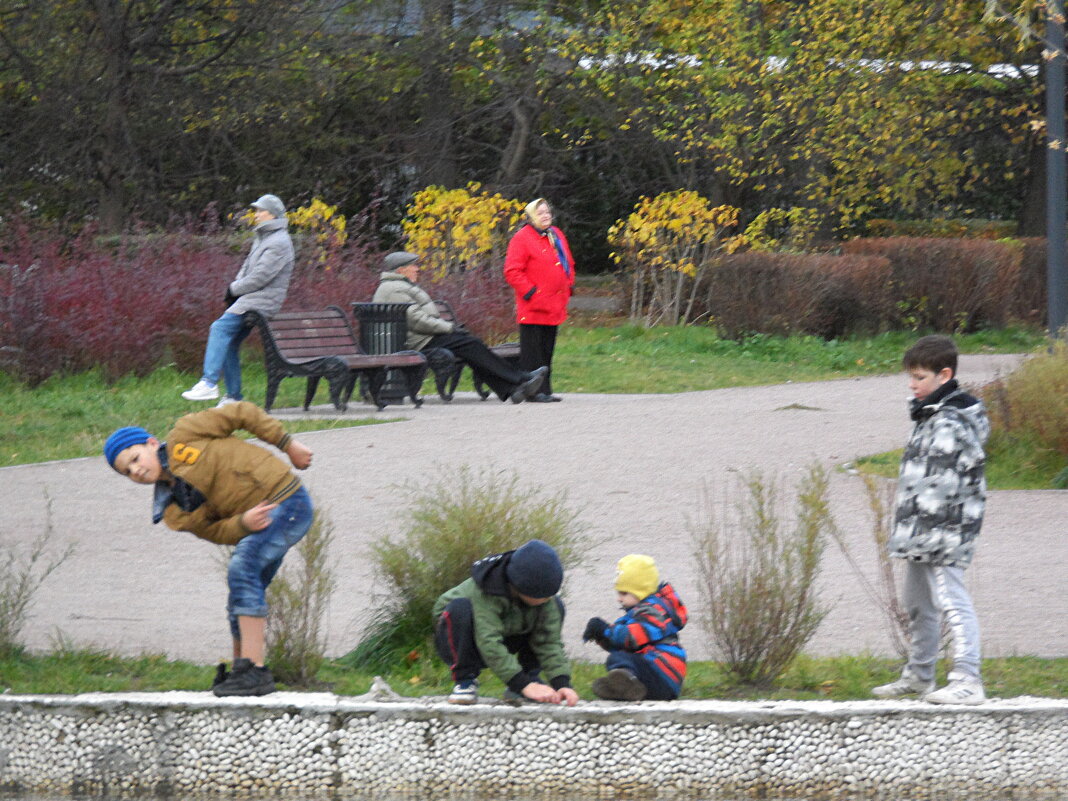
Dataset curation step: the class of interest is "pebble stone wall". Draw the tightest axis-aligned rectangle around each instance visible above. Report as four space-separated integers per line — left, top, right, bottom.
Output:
1 692 1067 799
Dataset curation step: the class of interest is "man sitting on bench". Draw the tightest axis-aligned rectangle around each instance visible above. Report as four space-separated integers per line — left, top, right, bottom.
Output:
372 252 546 403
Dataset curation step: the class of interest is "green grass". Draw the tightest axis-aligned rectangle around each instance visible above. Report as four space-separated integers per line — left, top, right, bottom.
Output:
0 362 395 467
854 429 1067 491
552 325 1043 394
2 646 1066 699
0 326 1044 467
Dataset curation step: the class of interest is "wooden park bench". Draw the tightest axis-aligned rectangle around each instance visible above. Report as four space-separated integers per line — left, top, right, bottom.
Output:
424 300 520 402
243 307 427 412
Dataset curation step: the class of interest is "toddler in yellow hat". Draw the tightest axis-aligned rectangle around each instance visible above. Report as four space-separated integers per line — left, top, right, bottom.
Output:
582 554 688 701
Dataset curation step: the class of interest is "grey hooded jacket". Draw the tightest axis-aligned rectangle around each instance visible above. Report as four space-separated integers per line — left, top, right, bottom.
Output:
888 382 990 568
371 271 454 350
227 217 295 317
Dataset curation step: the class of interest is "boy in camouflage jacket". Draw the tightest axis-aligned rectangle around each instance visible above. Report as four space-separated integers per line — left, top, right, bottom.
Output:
873 335 989 705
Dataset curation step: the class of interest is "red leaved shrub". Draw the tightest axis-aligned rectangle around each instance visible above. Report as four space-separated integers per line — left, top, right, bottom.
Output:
841 237 1023 332
700 252 893 339
0 221 225 384
0 219 516 385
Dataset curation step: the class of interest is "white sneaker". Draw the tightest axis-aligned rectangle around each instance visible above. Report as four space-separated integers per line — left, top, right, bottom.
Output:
924 672 986 705
182 380 219 401
872 668 935 699
216 396 240 408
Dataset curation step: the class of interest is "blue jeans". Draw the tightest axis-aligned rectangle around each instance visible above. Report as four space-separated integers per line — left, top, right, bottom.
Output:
226 487 314 639
606 650 678 700
202 311 253 399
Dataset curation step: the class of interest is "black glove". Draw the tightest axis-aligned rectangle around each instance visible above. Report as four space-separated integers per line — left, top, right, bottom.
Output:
452 321 469 335
224 288 238 308
583 616 610 644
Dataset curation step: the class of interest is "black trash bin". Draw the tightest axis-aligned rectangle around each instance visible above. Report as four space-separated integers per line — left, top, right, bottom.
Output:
352 302 413 405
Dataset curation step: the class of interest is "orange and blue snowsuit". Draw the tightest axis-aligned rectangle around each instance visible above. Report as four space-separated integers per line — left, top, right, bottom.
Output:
593 582 687 700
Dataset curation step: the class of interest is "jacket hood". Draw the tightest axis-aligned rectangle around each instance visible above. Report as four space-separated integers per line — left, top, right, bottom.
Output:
470 550 515 598
378 271 411 283
653 581 688 629
911 380 990 446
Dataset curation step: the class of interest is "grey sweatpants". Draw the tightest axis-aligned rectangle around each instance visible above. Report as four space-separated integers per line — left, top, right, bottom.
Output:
903 561 981 681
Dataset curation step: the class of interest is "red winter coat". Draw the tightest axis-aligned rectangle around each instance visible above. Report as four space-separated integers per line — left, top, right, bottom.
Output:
503 223 576 326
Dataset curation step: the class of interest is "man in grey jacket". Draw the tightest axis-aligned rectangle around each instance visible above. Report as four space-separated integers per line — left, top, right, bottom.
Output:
183 194 295 404
372 251 546 403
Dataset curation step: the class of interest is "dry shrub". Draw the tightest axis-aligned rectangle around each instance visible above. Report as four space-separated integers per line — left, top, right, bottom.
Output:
1009 238 1047 326
842 237 1023 332
982 341 1068 459
828 475 909 658
692 464 833 687
0 492 75 657
701 252 893 339
266 507 336 687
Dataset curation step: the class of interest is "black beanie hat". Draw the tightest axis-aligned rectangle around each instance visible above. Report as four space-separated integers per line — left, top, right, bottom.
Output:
505 539 563 598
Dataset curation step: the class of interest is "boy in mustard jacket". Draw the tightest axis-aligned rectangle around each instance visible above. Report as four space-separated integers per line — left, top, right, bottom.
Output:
104 401 313 697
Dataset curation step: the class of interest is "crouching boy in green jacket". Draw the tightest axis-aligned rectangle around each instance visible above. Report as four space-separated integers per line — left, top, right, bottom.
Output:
104 401 313 698
433 539 579 706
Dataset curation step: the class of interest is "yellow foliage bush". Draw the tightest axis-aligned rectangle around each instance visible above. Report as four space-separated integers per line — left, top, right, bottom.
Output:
401 184 523 279
288 198 347 267
608 190 744 325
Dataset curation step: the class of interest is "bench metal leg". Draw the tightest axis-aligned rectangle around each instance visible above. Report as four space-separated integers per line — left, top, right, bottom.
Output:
471 369 492 401
264 370 285 412
304 376 321 410
401 363 427 408
364 367 388 410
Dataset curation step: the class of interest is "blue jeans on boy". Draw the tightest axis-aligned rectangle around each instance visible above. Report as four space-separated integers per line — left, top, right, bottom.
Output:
606 650 678 700
202 311 253 399
226 487 313 639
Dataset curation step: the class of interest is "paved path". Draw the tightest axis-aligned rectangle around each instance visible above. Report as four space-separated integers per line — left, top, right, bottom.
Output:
3 354 1065 665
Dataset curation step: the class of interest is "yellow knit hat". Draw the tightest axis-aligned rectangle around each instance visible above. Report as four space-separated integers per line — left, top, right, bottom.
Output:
614 554 659 599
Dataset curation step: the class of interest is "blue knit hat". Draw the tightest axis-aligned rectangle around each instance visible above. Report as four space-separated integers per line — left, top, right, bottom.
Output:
104 426 152 469
506 539 563 598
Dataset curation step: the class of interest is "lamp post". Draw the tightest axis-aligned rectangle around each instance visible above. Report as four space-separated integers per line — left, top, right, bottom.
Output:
1047 0 1068 338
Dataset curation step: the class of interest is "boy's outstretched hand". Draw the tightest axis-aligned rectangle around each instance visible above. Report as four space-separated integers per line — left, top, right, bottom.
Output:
286 439 313 470
522 682 579 707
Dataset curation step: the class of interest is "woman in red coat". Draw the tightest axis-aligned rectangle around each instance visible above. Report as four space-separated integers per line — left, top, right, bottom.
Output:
503 198 576 402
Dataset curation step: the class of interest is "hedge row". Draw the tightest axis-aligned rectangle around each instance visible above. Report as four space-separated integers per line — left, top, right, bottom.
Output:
696 237 1046 338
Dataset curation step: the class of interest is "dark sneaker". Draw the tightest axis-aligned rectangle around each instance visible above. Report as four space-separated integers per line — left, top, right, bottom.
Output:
592 668 647 701
510 367 548 403
212 662 230 688
212 658 276 697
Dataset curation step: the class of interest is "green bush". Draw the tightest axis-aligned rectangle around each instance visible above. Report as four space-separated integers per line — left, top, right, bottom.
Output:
346 467 593 670
692 465 833 687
